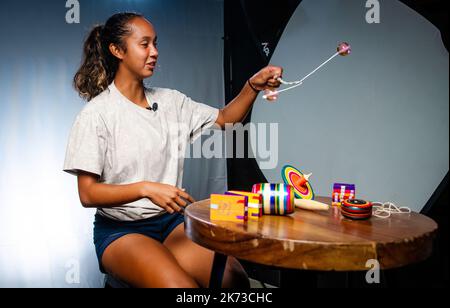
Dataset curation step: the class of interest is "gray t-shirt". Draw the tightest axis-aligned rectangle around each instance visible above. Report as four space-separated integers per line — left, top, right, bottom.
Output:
63 81 219 221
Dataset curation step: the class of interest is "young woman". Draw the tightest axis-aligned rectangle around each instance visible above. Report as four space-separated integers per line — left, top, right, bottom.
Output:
63 12 282 288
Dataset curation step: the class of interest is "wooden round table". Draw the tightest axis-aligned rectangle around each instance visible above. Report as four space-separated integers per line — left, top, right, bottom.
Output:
184 197 437 286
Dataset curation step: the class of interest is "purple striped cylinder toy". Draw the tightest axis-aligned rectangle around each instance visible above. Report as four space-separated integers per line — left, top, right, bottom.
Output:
251 183 295 215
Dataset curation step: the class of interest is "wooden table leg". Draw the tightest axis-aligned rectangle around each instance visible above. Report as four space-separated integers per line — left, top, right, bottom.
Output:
209 252 228 288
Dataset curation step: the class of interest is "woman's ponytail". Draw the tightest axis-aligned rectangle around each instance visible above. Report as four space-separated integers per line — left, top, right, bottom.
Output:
73 12 143 101
73 25 109 101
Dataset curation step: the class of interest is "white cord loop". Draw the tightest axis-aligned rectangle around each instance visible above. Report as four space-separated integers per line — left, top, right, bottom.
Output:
372 201 412 218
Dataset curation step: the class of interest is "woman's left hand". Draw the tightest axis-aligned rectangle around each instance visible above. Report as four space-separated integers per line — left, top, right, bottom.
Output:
249 65 283 101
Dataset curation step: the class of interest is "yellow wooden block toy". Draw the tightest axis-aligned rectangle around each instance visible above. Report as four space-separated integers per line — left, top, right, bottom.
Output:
226 191 262 220
210 194 248 222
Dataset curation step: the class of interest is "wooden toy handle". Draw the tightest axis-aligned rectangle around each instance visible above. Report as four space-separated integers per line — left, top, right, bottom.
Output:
294 199 329 211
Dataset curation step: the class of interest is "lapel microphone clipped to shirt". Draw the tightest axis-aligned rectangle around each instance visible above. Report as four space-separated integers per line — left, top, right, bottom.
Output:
146 102 158 112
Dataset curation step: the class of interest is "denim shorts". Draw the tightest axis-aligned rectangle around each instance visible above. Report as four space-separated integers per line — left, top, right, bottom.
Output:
93 212 185 273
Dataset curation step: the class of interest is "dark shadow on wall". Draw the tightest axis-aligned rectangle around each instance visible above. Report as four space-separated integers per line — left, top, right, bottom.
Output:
224 0 302 192
400 0 449 50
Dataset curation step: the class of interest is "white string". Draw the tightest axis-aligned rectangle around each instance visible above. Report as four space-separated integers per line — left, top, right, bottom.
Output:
371 201 411 219
277 79 301 85
262 81 304 99
263 51 341 99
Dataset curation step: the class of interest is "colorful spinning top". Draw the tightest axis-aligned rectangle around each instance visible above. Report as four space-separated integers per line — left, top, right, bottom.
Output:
340 199 372 220
281 165 315 200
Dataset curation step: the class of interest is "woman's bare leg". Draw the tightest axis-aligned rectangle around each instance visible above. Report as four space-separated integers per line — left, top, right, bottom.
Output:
102 233 199 288
163 224 250 288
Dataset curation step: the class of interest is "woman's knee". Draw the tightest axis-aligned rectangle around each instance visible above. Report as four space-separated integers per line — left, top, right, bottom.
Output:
108 256 199 288
139 268 199 288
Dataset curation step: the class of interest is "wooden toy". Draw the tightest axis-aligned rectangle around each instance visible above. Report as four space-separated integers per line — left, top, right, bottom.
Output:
281 165 315 199
332 183 356 206
263 42 352 99
252 183 329 215
210 194 248 222
226 191 262 220
340 199 372 220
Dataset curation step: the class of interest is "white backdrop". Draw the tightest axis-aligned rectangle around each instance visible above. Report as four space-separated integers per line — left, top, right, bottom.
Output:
0 0 225 287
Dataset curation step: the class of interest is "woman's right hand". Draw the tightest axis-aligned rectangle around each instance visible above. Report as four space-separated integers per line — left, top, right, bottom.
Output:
141 182 196 213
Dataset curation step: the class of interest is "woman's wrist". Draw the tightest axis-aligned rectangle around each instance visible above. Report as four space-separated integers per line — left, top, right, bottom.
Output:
140 181 154 198
247 78 260 93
